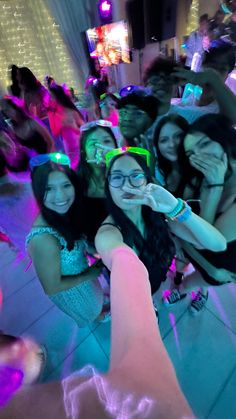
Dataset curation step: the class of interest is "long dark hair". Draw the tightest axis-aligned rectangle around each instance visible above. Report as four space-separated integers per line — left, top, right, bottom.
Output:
77 125 117 195
183 113 236 197
49 84 84 119
153 114 190 188
9 64 21 97
105 152 175 271
1 96 30 123
31 162 84 250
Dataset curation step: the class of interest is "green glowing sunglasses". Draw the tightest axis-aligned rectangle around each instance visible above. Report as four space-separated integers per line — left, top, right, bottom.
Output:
29 153 71 170
105 146 151 168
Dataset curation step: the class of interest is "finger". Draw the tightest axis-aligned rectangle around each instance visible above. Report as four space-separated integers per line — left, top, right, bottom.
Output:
223 152 228 167
122 198 146 205
190 157 209 170
122 185 144 196
190 160 207 174
95 143 114 151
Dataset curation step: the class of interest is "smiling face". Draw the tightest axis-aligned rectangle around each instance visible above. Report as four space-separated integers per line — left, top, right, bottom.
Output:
158 122 184 162
44 171 75 214
184 131 225 163
84 127 116 165
145 73 174 104
108 155 147 211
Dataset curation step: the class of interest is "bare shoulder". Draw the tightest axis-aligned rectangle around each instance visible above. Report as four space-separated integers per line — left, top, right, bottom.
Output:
95 216 123 254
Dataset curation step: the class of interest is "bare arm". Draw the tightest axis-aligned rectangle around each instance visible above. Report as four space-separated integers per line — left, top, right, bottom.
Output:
168 210 226 251
28 234 101 295
173 67 236 123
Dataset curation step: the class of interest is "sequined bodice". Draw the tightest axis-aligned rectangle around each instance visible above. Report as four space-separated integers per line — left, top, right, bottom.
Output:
26 227 88 275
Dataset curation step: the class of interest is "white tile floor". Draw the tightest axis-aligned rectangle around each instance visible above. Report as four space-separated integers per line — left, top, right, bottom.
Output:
1 243 236 417
1 180 236 417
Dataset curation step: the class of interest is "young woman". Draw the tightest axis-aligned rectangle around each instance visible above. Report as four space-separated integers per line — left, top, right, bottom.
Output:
95 147 226 298
153 114 189 193
47 83 84 168
26 153 107 327
77 120 117 245
0 96 54 156
165 114 236 313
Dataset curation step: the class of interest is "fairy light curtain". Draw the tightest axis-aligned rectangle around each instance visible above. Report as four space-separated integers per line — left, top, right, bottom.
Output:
0 0 87 93
186 0 200 35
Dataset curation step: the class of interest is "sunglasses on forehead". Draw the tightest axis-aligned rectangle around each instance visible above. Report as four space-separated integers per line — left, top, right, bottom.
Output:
80 120 113 132
29 153 71 170
105 146 151 168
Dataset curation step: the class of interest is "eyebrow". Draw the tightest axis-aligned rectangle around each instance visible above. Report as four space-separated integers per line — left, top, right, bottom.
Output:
47 181 71 186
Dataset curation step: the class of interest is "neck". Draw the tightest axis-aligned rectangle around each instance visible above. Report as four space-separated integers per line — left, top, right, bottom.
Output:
158 102 171 116
123 206 143 230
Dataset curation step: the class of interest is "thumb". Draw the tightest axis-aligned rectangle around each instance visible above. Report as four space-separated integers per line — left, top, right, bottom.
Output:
223 152 228 167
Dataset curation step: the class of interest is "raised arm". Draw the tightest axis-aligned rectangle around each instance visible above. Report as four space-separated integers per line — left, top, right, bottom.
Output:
28 234 101 295
121 183 227 251
173 67 236 124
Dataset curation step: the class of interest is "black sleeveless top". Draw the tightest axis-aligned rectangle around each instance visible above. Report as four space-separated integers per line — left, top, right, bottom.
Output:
82 197 108 245
101 222 168 294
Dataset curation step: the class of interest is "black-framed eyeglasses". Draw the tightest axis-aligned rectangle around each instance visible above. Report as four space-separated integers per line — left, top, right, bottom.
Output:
108 172 147 188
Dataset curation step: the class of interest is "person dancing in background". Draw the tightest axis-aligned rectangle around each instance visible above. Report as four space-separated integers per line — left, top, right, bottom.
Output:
0 96 54 156
47 83 84 168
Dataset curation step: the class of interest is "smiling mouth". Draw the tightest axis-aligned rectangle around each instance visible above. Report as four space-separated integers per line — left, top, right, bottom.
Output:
55 201 68 206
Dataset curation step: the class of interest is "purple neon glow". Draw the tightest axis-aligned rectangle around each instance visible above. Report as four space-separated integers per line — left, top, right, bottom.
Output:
63 365 156 417
98 0 112 18
162 289 171 299
0 366 24 406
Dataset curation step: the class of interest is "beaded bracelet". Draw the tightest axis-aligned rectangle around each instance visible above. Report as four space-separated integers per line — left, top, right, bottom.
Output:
174 203 192 222
165 198 185 219
166 199 192 222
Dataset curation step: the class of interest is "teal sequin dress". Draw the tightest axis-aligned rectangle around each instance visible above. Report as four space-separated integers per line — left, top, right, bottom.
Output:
26 227 103 327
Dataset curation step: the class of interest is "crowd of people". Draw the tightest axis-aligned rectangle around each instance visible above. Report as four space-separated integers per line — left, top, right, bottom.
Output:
1 4 236 417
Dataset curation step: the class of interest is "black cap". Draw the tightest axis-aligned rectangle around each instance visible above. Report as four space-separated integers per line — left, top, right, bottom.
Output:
118 92 158 122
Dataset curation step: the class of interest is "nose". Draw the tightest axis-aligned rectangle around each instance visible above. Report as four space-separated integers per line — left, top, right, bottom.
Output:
55 187 67 202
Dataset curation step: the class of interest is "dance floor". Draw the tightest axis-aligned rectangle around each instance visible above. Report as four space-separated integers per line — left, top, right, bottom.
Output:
0 173 236 418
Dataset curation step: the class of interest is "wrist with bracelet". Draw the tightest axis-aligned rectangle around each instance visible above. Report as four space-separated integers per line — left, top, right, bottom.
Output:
165 198 192 222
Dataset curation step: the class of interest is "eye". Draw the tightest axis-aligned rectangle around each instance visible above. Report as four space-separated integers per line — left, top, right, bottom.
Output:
201 140 209 147
45 186 52 192
111 174 122 180
159 137 168 144
64 183 72 188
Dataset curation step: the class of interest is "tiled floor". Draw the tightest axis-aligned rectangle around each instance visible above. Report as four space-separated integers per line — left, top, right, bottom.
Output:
1 178 236 417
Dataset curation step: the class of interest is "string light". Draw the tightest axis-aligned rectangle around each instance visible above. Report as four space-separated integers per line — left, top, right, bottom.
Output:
186 0 199 35
0 0 80 93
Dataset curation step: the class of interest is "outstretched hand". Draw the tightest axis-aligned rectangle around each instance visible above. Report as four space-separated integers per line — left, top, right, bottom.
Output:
171 67 220 87
122 183 178 213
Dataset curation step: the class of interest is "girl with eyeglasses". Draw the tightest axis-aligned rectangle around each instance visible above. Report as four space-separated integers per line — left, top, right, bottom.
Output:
95 148 226 301
77 120 117 246
26 154 109 327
